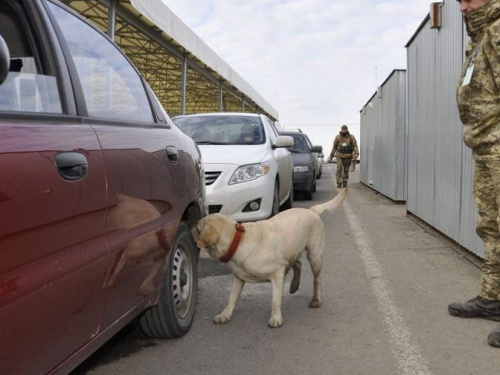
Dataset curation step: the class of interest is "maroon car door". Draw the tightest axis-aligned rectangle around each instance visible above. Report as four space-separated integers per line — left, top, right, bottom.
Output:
47 2 188 327
0 2 108 374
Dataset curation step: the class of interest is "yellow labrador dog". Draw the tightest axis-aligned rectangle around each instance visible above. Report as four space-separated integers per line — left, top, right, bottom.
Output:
191 188 347 328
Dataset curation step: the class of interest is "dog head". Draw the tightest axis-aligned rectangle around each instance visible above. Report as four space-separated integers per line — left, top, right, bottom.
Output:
191 214 234 259
191 217 218 249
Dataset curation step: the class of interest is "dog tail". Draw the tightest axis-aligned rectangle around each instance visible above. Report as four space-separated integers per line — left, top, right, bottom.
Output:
309 188 347 215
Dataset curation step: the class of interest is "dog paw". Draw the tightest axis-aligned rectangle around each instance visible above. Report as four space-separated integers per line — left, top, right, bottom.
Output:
309 299 321 308
213 313 232 324
268 315 283 328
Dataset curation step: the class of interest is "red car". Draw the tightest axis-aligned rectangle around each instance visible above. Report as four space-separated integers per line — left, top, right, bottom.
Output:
0 1 206 374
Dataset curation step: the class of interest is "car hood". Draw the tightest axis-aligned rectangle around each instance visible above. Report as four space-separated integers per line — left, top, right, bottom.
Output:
199 145 268 165
290 153 311 166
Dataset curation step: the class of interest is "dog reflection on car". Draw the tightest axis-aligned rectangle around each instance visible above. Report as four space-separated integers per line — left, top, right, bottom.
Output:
104 193 174 295
191 188 347 328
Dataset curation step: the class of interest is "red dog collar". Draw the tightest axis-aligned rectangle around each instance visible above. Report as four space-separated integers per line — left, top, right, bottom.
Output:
219 223 245 263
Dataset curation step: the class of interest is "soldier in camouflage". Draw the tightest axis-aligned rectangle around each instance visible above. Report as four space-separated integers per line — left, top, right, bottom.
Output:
327 125 359 188
449 0 500 348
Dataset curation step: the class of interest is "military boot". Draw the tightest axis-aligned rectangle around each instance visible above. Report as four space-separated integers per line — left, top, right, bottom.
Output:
343 181 348 188
488 326 500 348
337 183 342 188
448 296 500 321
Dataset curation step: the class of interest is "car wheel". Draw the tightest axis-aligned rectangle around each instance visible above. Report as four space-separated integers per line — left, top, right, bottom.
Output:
304 178 314 200
281 182 293 210
271 182 280 217
139 222 198 338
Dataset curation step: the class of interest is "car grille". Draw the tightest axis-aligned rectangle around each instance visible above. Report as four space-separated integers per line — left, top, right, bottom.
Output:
205 171 221 186
209 205 222 214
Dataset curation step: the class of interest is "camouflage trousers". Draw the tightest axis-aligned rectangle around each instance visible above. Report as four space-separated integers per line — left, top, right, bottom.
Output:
474 159 500 300
336 158 352 186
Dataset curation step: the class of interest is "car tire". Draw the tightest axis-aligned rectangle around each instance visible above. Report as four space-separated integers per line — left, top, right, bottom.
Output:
139 222 198 338
281 183 293 210
304 178 314 200
271 182 280 217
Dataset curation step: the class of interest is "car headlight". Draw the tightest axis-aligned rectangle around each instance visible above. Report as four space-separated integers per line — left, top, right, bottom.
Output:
229 162 270 185
294 166 309 173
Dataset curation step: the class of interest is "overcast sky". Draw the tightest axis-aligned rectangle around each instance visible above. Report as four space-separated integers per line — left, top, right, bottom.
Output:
165 0 439 153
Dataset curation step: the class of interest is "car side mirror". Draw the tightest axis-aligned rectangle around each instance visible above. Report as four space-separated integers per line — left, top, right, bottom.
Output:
273 135 294 149
0 35 10 86
311 145 323 153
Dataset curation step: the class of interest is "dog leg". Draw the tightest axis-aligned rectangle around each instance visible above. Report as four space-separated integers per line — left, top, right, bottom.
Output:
214 276 245 324
269 269 286 328
289 260 302 294
138 259 164 295
104 252 129 289
308 257 322 308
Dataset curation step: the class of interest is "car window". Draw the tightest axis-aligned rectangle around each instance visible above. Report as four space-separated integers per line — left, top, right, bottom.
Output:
0 2 62 113
264 117 276 135
261 116 277 141
288 135 309 153
47 2 153 123
305 135 314 148
174 115 265 145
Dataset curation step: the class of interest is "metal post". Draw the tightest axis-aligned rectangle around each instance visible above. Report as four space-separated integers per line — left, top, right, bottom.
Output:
218 81 223 112
107 0 116 39
241 97 245 112
180 54 187 115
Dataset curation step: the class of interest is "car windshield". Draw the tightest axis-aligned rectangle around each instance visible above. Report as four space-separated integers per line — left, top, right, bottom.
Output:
173 115 265 145
287 135 309 153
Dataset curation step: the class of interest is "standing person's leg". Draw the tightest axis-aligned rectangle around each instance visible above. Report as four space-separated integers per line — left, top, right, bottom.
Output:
483 160 500 347
477 160 500 302
342 158 352 187
449 160 500 322
336 158 343 188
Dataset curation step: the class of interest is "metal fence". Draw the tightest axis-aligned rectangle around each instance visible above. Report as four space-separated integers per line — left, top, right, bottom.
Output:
405 0 484 257
360 70 406 202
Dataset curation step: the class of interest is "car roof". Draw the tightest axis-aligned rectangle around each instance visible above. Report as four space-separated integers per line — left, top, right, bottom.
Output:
280 130 305 136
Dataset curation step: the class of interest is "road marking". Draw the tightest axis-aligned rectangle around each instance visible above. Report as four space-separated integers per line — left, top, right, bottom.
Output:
344 201 433 375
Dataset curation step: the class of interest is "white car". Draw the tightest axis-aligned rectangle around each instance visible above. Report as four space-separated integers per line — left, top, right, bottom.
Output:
173 113 294 221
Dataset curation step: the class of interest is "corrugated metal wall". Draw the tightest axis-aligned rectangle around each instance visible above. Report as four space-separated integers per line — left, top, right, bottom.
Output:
360 70 406 201
406 0 484 257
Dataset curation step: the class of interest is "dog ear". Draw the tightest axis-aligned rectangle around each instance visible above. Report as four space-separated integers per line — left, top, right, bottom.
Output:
190 222 200 244
197 221 218 248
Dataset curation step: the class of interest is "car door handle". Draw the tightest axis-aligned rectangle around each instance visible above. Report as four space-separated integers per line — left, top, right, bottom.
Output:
165 146 179 163
55 152 88 181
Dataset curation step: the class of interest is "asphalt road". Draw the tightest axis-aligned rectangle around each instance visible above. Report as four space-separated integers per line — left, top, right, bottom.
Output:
72 164 500 375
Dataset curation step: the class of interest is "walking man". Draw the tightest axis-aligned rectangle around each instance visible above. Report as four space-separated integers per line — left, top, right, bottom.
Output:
448 0 500 348
327 125 358 188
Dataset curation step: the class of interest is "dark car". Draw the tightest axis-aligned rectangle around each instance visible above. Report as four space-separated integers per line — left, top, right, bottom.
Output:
0 1 205 374
280 130 322 200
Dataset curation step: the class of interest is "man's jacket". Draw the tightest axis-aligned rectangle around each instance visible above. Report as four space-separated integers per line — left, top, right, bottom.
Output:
330 133 359 160
457 0 500 160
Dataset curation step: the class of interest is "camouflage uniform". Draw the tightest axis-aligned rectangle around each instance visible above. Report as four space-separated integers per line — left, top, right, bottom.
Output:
328 132 359 187
456 0 500 300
